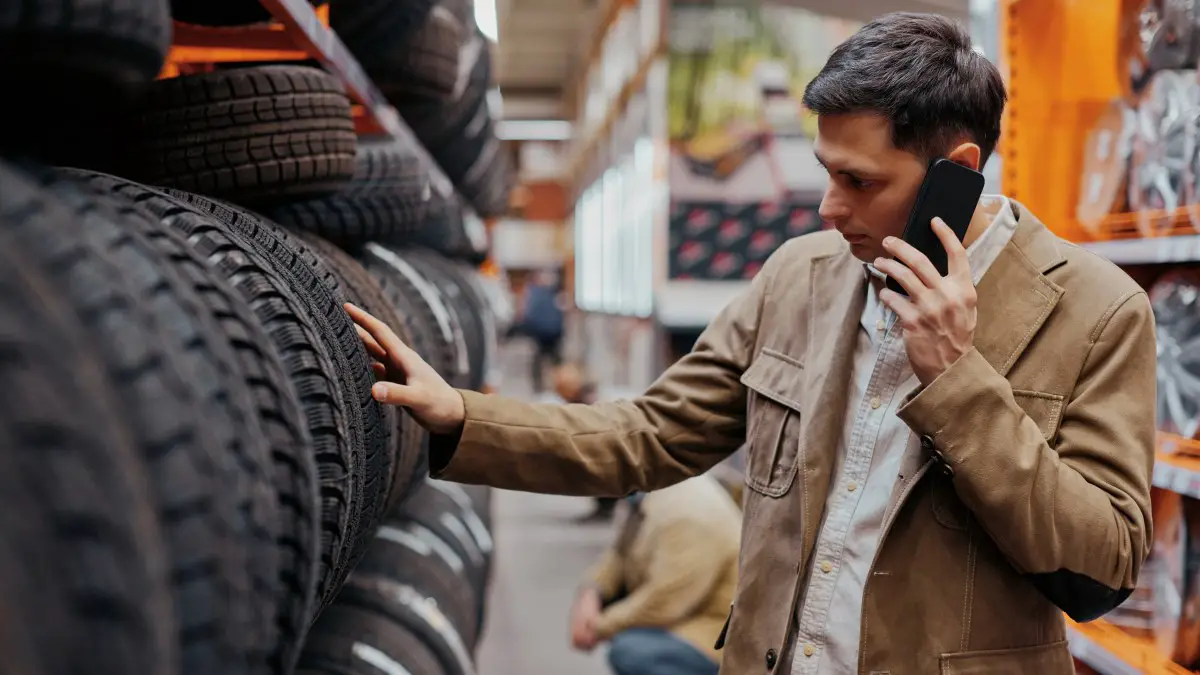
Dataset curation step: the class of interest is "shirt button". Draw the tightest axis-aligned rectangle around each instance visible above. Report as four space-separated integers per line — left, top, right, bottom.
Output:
847 481 858 492
821 561 833 573
875 319 886 332
804 644 816 657
870 396 881 409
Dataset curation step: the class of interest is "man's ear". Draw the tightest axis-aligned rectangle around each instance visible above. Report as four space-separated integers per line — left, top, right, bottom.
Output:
946 142 983 172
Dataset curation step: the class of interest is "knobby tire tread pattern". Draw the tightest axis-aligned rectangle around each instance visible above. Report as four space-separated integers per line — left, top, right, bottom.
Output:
120 66 356 203
0 164 177 675
7 165 275 675
77 173 364 615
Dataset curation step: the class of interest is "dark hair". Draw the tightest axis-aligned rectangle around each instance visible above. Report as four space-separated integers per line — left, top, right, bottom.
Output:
802 12 1006 165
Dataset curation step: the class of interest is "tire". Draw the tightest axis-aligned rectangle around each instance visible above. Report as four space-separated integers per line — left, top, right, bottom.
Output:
0 0 171 163
362 243 471 387
339 575 475 675
117 66 356 204
438 481 492 531
297 604 445 675
0 0 170 93
171 0 323 26
0 182 176 675
295 229 427 517
398 35 490 150
162 193 394 575
355 516 479 649
402 251 490 390
268 138 437 249
57 168 324 673
75 173 369 614
331 0 443 95
398 480 493 627
5 164 277 675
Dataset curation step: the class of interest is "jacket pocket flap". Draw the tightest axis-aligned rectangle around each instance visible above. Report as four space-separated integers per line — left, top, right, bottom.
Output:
740 348 805 412
1012 390 1065 441
940 640 1073 675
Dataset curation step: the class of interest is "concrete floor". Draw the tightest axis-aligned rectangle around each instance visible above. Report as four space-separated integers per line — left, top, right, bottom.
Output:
474 340 614 675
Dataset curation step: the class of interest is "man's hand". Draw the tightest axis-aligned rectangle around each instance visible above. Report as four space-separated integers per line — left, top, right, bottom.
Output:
874 218 978 385
569 586 603 652
345 303 466 434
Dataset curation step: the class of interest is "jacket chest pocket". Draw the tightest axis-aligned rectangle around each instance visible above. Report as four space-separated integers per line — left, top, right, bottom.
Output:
740 348 805 498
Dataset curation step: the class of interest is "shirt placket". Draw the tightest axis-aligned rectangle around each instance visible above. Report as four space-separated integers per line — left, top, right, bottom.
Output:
791 319 909 673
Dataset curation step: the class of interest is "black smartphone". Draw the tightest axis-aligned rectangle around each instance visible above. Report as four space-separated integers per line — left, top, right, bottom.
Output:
885 158 986 295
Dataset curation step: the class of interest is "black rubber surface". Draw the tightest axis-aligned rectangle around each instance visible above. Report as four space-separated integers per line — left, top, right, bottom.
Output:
0 165 177 675
338 575 475 675
117 66 356 204
0 0 172 163
76 173 369 614
398 481 492 610
294 229 428 521
361 244 470 387
171 0 323 26
6 164 276 675
268 138 436 249
402 252 489 390
331 0 452 100
297 604 445 675
354 517 478 649
60 167 324 673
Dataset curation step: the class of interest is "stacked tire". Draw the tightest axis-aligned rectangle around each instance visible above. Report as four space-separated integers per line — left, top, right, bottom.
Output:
0 0 510 674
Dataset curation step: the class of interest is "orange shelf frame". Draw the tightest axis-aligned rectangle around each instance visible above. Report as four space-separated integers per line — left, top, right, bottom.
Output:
1000 0 1146 243
1067 618 1195 675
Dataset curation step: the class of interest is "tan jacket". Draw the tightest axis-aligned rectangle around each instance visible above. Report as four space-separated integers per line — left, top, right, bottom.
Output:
434 202 1157 674
585 476 741 662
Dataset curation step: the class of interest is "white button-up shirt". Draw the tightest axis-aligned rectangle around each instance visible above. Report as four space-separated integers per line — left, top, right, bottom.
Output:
789 195 1019 675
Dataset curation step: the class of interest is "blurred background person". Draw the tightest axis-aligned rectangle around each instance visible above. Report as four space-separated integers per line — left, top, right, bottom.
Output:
517 268 565 393
567 473 742 675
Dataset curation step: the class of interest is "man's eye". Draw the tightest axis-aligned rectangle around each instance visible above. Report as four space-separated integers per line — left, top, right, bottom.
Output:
848 176 873 189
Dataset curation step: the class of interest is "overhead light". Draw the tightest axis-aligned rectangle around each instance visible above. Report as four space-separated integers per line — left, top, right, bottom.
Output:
475 0 499 42
496 120 573 142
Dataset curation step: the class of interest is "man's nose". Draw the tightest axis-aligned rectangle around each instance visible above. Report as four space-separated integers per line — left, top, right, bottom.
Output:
818 186 849 223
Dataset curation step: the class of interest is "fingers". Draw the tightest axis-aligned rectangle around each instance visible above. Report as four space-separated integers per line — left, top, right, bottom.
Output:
882 235 941 288
370 361 387 378
371 381 416 406
345 302 417 366
932 217 971 279
879 287 920 326
356 324 387 360
873 257 928 298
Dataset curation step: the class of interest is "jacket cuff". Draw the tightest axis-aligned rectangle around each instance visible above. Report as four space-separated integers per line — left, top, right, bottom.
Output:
431 389 514 482
896 347 1005 463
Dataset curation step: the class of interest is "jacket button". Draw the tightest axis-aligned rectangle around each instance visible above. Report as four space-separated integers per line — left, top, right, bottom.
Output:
920 435 935 450
765 648 778 669
941 462 956 478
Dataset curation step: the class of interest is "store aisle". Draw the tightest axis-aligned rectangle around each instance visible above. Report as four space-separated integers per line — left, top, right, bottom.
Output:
475 339 613 675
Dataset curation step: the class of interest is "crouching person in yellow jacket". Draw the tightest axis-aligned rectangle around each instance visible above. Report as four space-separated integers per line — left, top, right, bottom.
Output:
568 474 742 675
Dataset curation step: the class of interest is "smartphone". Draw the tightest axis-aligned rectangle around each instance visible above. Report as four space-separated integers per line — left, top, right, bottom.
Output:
885 158 986 295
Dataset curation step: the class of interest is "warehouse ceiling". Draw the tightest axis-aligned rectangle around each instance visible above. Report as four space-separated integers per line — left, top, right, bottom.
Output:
492 0 973 122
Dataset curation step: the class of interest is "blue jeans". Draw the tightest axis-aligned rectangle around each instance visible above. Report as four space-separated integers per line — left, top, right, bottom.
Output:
607 628 719 675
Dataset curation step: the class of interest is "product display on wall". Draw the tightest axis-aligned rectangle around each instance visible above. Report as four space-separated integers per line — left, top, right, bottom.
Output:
1007 1 1200 672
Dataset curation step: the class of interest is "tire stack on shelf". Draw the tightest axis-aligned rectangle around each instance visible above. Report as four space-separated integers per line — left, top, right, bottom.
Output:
0 1 511 674
1073 3 1200 672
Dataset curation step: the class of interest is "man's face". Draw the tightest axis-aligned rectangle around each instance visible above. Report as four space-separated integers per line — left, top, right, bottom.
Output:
813 112 932 263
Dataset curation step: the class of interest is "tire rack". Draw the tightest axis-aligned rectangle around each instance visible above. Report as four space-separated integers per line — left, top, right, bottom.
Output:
164 0 457 205
1001 1 1200 673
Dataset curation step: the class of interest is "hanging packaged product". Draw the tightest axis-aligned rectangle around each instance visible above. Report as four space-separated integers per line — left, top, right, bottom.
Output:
1076 99 1137 236
1151 270 1200 443
1130 70 1196 237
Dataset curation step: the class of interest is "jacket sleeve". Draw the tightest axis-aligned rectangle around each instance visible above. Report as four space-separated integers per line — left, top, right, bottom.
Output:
897 291 1156 622
591 518 730 639
428 262 775 497
585 547 626 602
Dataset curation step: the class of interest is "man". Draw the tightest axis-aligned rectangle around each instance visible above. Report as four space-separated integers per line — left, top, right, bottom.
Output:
348 12 1157 674
568 475 741 675
518 269 565 393
553 362 619 522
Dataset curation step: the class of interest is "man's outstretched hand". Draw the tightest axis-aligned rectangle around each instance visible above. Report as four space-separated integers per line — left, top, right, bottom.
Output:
344 303 466 435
